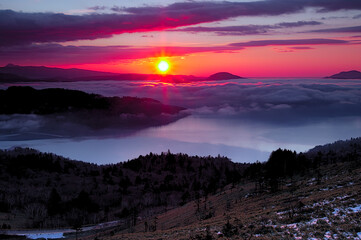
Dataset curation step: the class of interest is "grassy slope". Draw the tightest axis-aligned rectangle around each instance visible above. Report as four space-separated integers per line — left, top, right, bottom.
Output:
101 160 361 240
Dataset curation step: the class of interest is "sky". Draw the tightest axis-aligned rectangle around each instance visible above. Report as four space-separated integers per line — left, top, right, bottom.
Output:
0 0 360 77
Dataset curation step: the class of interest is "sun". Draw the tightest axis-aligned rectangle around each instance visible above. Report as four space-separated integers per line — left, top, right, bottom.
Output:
157 60 170 73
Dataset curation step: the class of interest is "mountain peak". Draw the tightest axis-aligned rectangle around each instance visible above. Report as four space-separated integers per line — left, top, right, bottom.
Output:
4 63 18 68
326 70 361 79
208 72 244 80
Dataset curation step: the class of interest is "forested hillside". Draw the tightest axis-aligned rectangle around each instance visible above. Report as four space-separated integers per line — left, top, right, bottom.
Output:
107 137 361 240
0 87 188 139
243 137 361 192
0 148 246 229
0 86 184 116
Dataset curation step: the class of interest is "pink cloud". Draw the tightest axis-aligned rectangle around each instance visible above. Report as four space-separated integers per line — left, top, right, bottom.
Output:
1 0 361 45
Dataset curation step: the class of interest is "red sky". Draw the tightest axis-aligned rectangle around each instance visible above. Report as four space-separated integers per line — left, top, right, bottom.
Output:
0 0 360 77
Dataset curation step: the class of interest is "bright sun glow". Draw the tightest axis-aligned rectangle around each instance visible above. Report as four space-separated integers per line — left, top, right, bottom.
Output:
157 60 170 73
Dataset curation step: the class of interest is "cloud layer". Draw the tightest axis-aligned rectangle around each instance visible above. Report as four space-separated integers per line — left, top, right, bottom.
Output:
3 79 360 127
1 0 361 45
2 79 361 162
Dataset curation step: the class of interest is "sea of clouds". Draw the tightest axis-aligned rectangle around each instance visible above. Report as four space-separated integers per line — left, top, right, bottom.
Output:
1 78 361 163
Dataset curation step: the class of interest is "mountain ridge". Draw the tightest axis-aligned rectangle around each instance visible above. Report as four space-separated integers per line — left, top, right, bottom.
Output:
0 63 118 80
0 64 243 82
326 70 361 79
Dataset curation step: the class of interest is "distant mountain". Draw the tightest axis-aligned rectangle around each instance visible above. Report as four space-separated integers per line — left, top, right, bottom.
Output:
0 64 246 82
326 70 361 79
0 63 118 80
0 64 202 82
207 72 244 80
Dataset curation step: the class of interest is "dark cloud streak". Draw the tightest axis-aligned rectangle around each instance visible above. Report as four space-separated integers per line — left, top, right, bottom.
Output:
172 21 323 36
278 21 322 27
88 6 107 11
310 25 361 33
229 38 348 47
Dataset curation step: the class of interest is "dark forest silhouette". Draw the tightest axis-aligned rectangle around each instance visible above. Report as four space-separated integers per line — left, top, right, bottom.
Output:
0 87 188 139
0 149 245 229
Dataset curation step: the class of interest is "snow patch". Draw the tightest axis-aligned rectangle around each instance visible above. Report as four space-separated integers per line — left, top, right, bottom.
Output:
24 232 64 239
349 204 361 213
324 231 332 239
